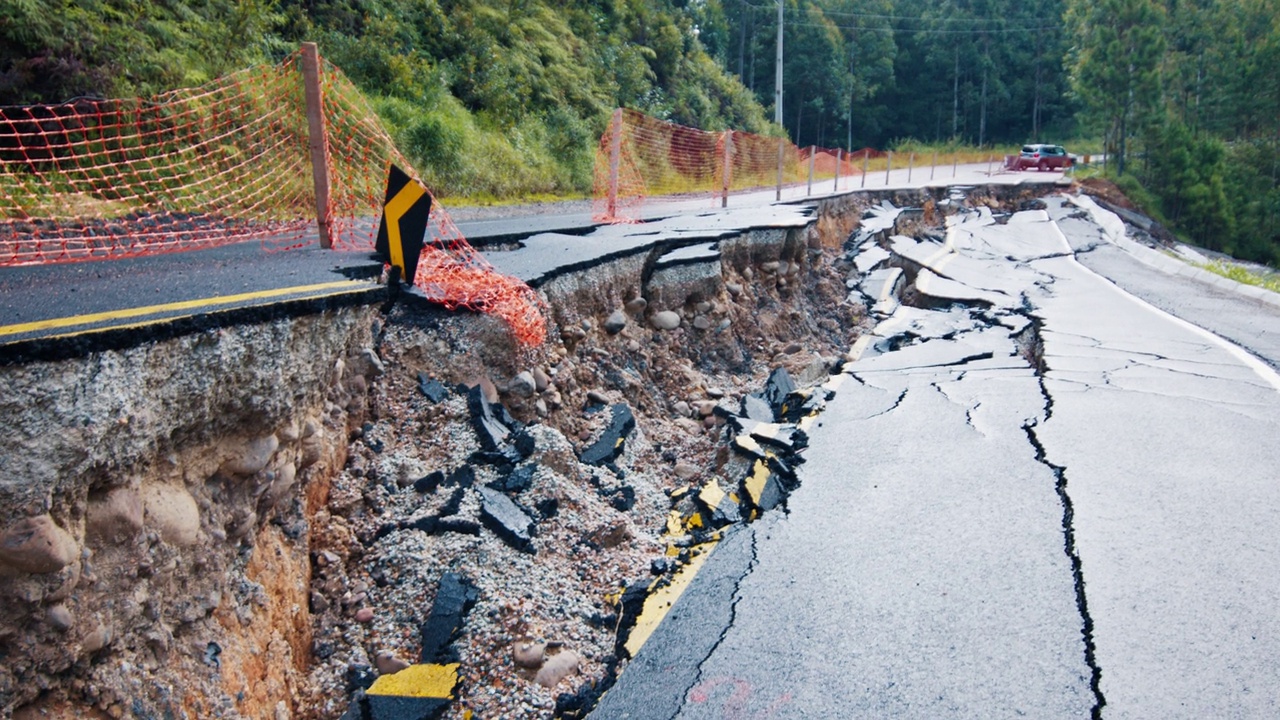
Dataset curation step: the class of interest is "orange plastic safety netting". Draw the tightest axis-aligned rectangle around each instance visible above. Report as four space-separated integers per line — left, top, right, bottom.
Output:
315 62 547 347
0 56 316 261
0 48 545 346
592 108 883 223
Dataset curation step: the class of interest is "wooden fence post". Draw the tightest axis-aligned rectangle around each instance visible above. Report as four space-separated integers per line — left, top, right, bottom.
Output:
862 152 868 188
607 108 623 220
301 42 333 250
907 152 915 183
834 148 842 192
931 151 937 181
885 151 893 185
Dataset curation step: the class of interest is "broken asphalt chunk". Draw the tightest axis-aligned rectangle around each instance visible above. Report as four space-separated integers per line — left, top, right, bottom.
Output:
740 393 774 422
406 516 481 537
604 485 636 512
762 368 795 420
446 466 474 488
417 373 448 403
467 384 512 452
346 664 378 694
488 463 536 494
695 480 742 527
742 460 784 511
412 471 444 494
725 417 808 455
419 574 479 663
478 486 536 554
612 580 652 659
579 403 636 466
754 423 807 453
364 695 449 720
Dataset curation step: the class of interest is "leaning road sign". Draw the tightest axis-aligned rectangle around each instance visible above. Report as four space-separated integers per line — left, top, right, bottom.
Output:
375 165 432 285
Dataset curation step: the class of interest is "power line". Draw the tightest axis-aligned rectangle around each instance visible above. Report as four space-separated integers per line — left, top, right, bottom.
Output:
786 20 1062 34
740 0 1063 34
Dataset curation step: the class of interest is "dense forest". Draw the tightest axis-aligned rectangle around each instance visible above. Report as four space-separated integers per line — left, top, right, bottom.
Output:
0 0 1277 261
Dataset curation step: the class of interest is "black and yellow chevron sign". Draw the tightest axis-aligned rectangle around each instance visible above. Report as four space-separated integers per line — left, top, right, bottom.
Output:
375 164 432 285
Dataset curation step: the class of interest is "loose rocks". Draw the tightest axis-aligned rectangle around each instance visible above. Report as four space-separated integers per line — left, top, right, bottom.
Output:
534 650 581 689
604 310 628 334
221 434 279 476
509 371 537 398
512 640 547 669
650 311 681 330
86 488 144 544
0 515 79 574
142 483 201 547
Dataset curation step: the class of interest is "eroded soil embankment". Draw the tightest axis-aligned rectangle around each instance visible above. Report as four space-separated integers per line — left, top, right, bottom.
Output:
0 184 1057 719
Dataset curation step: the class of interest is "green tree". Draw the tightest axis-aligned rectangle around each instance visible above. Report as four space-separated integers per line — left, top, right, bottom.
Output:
1066 0 1165 174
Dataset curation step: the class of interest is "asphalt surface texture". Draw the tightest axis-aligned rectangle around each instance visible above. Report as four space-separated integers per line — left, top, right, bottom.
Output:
0 162 1056 362
593 196 1280 718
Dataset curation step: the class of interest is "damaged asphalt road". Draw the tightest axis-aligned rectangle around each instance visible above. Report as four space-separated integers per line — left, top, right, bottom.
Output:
592 195 1280 718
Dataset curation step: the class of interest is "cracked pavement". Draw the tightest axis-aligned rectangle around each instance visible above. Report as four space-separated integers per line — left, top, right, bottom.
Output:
592 195 1280 719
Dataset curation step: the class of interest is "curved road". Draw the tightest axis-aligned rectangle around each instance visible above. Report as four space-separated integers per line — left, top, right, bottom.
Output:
594 195 1280 718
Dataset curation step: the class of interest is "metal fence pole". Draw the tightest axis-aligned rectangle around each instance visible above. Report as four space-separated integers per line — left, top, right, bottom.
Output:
722 132 734 208
807 145 815 196
862 152 868 188
931 151 937 181
987 154 993 176
885 151 892 185
607 108 623 219
907 152 914 183
834 148 842 192
300 42 333 249
776 138 785 201
953 155 958 177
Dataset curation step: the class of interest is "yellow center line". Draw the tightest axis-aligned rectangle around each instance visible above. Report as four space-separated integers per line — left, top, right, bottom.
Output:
0 280 373 338
624 541 719 657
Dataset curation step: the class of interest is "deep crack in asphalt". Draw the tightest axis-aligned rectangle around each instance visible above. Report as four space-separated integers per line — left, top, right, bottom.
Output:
675 525 761 719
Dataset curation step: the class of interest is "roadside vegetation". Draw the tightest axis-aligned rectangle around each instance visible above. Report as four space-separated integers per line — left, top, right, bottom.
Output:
1200 261 1280 294
1 0 1277 263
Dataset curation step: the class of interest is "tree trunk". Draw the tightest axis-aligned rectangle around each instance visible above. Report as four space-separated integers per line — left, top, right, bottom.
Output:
953 47 960 139
1032 29 1043 139
979 66 988 147
847 38 856 151
796 96 803 144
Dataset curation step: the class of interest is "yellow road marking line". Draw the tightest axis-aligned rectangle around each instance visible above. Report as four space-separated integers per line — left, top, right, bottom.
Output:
743 460 771 507
698 480 726 511
625 542 718 657
0 280 372 338
367 663 459 698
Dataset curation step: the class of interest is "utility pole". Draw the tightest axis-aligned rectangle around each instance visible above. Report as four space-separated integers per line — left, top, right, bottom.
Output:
775 0 784 201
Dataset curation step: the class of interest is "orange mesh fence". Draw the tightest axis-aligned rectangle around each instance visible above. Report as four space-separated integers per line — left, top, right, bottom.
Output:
312 58 546 347
592 108 884 222
0 48 545 347
0 57 315 261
